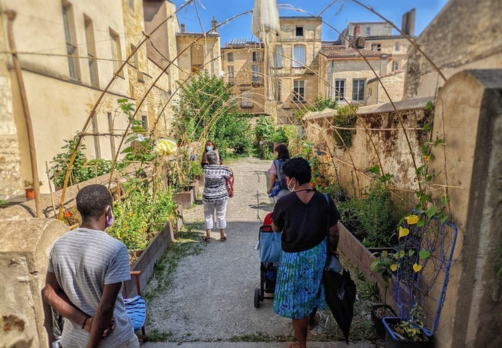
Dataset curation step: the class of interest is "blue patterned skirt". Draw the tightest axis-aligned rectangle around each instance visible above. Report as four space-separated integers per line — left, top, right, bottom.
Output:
273 238 327 319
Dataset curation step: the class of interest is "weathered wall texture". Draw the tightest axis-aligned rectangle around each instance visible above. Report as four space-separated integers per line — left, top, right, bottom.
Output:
366 71 405 105
404 0 502 98
0 218 68 347
0 13 23 200
305 98 431 195
430 70 502 348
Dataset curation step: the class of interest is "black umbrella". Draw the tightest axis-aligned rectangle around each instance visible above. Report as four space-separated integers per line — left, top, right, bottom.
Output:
323 268 357 344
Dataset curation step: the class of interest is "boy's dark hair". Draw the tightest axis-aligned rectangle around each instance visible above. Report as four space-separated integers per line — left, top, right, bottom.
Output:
282 157 311 185
274 144 290 161
76 184 113 220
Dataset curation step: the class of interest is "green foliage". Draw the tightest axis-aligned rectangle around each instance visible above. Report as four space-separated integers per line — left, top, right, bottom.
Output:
50 135 115 188
397 305 426 341
333 105 358 149
107 178 177 250
338 183 399 247
171 70 252 156
118 100 156 163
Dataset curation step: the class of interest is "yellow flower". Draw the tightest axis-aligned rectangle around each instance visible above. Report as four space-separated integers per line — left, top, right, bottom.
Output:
382 251 388 258
154 139 177 156
399 226 410 238
424 155 431 161
413 263 422 273
405 215 420 225
390 264 398 272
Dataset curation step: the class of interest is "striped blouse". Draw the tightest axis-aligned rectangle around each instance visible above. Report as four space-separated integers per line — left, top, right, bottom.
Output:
202 165 232 202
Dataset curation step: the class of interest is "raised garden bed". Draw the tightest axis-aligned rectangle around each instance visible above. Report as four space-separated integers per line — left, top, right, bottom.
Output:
338 222 398 313
173 189 194 210
124 221 175 298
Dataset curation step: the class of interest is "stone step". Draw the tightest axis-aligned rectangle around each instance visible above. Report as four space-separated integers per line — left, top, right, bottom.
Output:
142 342 376 348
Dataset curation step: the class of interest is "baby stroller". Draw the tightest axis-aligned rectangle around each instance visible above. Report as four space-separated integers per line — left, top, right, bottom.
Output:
254 212 280 308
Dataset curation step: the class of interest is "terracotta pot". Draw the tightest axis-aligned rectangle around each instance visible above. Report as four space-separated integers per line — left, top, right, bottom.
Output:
25 188 35 200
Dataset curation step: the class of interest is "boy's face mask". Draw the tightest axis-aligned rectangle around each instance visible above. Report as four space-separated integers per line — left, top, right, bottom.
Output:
105 206 114 228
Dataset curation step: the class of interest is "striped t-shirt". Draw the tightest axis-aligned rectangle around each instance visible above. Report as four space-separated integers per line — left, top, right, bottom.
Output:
202 165 232 202
48 228 134 348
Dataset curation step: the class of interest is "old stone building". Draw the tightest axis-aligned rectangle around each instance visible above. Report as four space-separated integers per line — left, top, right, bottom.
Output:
176 18 222 82
0 0 179 200
404 0 502 98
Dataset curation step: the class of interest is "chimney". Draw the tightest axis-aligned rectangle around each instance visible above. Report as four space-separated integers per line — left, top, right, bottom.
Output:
354 24 360 37
211 16 217 32
380 54 388 75
180 23 186 33
401 9 416 36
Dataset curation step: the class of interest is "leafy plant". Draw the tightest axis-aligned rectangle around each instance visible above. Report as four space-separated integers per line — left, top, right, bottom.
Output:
24 180 43 188
393 305 428 341
294 94 338 120
171 70 252 156
333 105 357 149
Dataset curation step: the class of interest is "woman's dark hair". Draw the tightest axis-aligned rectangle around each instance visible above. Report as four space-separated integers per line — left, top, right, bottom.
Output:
76 184 113 220
274 144 290 161
282 157 311 185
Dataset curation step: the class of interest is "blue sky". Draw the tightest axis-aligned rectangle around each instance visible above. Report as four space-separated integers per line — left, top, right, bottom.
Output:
171 0 449 44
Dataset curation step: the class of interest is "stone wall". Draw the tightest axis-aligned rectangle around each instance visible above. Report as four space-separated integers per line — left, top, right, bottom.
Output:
404 0 502 98
0 218 68 347
366 71 405 105
0 14 23 200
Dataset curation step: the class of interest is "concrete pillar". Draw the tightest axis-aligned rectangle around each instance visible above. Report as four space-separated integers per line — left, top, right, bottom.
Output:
380 55 388 75
430 69 502 348
0 218 69 347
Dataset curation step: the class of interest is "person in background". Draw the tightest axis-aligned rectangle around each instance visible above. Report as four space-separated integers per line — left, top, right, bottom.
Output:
267 144 291 202
271 158 341 348
43 185 138 348
201 140 222 168
202 151 232 242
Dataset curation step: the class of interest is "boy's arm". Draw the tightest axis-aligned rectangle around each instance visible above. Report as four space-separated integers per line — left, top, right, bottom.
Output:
85 282 122 348
43 272 89 329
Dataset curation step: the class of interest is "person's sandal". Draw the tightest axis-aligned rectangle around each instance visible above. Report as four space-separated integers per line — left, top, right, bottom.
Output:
287 342 300 348
204 237 211 243
308 312 320 330
220 236 227 242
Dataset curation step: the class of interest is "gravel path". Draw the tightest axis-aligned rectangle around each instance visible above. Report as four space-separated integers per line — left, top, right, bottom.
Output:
143 157 376 347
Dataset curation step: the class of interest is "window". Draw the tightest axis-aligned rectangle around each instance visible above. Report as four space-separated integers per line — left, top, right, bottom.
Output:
293 80 305 102
352 79 365 101
241 90 253 108
293 45 305 68
335 79 345 101
141 115 148 130
227 52 234 62
130 44 138 68
107 112 116 155
276 80 282 102
274 46 282 68
84 16 98 87
252 65 259 83
110 29 123 77
395 42 400 51
366 27 371 35
227 66 234 84
91 114 101 158
62 1 80 81
392 61 400 71
127 0 134 10
252 51 258 62
191 44 203 65
371 43 381 52
296 27 304 37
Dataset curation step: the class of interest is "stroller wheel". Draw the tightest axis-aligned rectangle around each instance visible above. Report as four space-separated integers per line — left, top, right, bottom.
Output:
254 288 261 308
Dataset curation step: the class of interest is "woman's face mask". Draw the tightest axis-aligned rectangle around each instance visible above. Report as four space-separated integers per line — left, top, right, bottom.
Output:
206 146 213 151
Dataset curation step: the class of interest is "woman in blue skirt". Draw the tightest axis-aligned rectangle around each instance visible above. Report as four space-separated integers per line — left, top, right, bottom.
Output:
271 157 341 348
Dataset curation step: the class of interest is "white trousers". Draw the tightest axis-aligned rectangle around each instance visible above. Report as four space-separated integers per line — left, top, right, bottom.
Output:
204 199 228 230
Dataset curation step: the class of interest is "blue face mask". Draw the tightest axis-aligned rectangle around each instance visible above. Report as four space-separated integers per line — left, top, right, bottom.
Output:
206 146 213 151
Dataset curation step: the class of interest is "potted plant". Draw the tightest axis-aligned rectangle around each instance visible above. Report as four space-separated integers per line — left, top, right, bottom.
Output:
370 250 397 336
24 180 43 200
383 305 433 348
